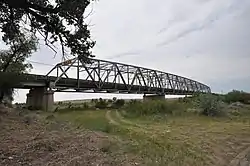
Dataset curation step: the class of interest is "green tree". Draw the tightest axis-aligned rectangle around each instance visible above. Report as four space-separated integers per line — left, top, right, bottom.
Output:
0 0 95 59
0 32 38 103
195 94 225 117
224 90 250 104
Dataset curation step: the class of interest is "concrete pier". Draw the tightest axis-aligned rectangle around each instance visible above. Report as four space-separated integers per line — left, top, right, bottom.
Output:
26 88 54 111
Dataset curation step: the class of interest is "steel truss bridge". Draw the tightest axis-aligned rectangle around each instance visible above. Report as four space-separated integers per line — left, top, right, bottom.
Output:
39 56 211 95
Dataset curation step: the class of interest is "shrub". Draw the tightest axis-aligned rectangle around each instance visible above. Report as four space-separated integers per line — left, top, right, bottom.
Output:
229 110 241 116
128 99 138 104
58 101 63 105
125 100 184 117
112 99 125 109
178 96 191 103
224 90 250 104
112 97 117 102
82 102 89 109
67 102 72 109
57 106 87 113
91 99 98 103
56 102 90 113
95 99 108 109
195 94 225 117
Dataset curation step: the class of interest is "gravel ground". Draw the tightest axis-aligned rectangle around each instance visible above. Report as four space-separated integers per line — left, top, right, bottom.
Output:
0 107 141 166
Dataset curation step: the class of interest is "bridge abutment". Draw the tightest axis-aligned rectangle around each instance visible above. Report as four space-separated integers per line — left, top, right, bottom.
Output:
26 88 54 111
143 94 165 101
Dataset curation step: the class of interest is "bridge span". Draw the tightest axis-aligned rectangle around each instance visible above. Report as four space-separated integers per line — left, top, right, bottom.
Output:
0 56 211 111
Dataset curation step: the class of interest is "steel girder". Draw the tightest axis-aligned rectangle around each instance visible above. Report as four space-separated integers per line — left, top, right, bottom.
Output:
46 57 211 94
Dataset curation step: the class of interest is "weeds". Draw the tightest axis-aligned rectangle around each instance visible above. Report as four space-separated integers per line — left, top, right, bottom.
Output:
95 98 108 109
111 99 125 109
124 100 185 117
101 123 113 133
56 110 110 132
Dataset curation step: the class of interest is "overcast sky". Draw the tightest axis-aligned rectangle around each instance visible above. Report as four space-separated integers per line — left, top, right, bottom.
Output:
15 0 250 102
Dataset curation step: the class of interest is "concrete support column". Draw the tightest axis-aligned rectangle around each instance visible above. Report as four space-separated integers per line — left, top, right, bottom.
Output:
42 90 54 112
26 88 54 111
33 88 44 109
26 91 33 107
143 94 165 101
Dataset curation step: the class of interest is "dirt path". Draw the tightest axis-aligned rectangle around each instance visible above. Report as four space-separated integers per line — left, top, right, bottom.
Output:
229 147 250 166
106 110 120 125
105 110 149 134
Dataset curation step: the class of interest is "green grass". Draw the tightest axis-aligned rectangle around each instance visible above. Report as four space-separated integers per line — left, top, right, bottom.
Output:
55 110 111 132
54 107 250 166
124 100 188 117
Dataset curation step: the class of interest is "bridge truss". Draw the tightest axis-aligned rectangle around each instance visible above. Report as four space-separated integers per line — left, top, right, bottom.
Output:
46 56 211 95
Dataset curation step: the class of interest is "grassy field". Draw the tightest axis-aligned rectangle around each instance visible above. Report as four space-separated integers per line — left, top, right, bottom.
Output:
55 108 250 166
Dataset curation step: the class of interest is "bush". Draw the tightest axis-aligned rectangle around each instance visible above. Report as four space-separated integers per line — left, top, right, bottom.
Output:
91 99 98 103
224 90 250 104
125 100 184 117
112 99 125 109
67 102 72 109
128 99 138 104
56 102 90 113
95 98 108 109
178 96 192 103
57 106 87 113
82 102 89 109
195 94 225 117
58 101 63 105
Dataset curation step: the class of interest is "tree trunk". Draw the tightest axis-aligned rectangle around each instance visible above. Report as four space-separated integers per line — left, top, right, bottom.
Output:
0 89 4 104
0 47 20 103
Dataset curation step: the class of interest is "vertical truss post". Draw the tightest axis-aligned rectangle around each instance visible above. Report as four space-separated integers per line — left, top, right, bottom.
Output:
98 60 101 89
77 58 80 88
56 66 59 78
127 66 129 85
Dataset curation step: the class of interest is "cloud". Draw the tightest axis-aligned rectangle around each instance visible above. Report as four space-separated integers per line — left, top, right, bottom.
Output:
101 0 250 60
106 50 142 60
157 19 182 35
156 0 247 47
13 0 250 102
